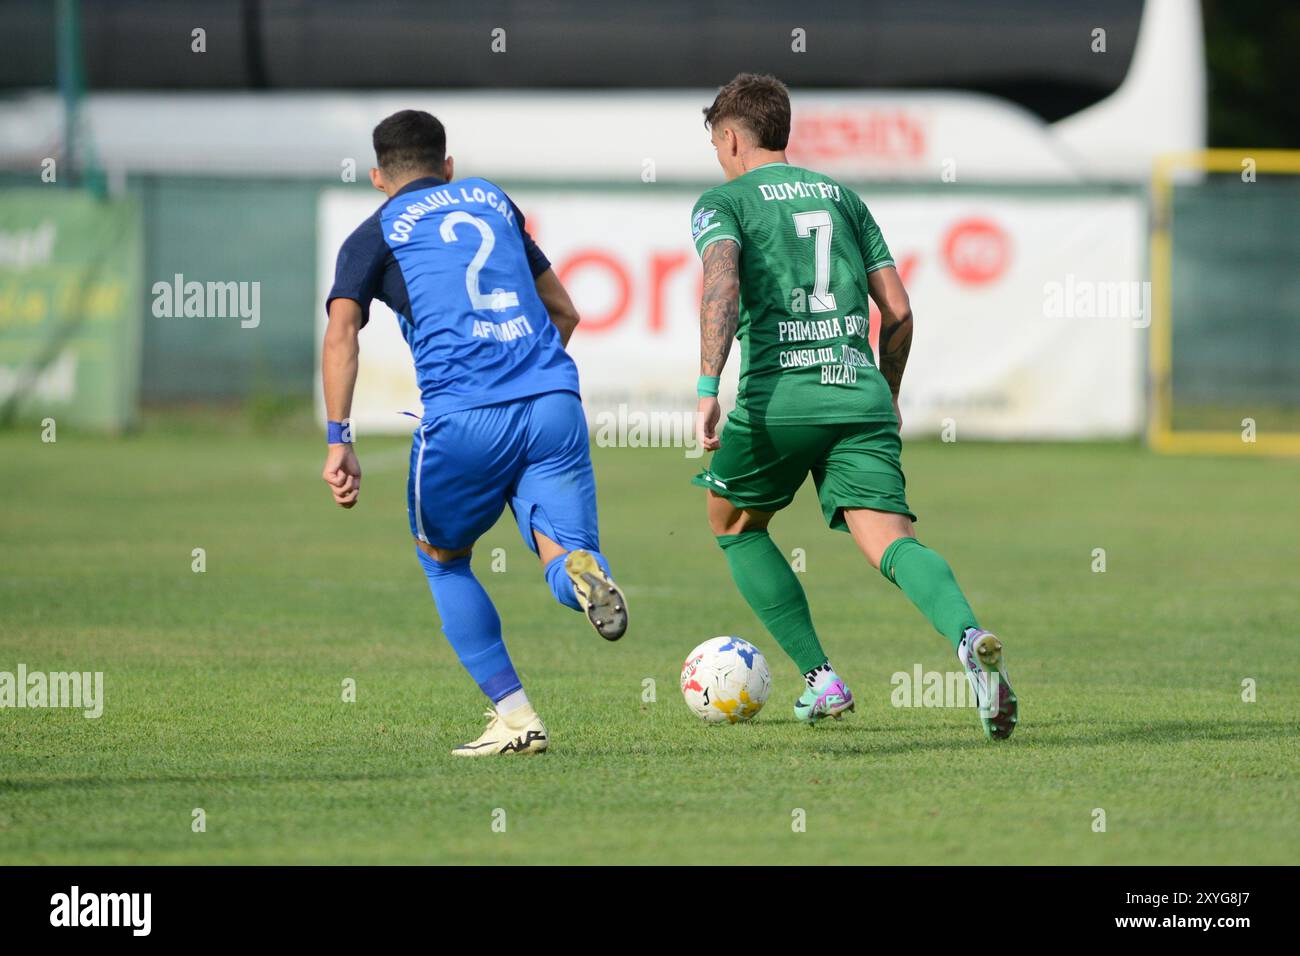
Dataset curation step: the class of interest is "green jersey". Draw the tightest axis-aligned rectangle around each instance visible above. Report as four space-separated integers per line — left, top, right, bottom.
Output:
691 163 896 425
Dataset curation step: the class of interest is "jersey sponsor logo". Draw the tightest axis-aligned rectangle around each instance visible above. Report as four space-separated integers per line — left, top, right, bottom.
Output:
778 317 844 343
779 346 839 368
840 343 872 366
386 183 516 244
820 363 858 384
777 342 873 384
691 207 720 240
778 316 870 344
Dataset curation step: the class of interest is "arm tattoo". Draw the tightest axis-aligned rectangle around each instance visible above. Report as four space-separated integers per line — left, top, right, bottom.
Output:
699 240 740 376
877 313 912 397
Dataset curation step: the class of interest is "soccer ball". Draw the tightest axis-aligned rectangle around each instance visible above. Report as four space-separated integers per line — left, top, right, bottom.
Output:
680 636 772 723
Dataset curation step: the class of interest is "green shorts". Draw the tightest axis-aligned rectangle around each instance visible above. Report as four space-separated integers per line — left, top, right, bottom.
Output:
692 413 916 531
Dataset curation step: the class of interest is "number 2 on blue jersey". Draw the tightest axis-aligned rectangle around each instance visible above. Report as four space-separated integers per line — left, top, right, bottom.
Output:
439 211 520 312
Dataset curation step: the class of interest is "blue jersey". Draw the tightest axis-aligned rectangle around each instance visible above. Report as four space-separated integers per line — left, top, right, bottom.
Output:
327 175 580 421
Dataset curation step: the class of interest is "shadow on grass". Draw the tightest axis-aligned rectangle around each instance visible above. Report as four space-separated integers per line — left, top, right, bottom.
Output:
3 718 1293 788
1009 715 1299 748
591 714 1300 759
0 767 434 795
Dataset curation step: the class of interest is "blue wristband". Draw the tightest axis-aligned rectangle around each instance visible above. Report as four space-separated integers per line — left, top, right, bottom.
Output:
327 420 352 444
697 375 721 398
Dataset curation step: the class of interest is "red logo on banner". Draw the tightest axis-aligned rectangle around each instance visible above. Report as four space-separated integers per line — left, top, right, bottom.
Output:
942 219 1010 285
787 110 926 164
556 251 633 331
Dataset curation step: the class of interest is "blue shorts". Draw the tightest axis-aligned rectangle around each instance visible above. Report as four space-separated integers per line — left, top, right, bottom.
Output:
407 390 601 554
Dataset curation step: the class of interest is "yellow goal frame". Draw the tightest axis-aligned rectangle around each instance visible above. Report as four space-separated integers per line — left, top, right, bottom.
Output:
1149 149 1300 455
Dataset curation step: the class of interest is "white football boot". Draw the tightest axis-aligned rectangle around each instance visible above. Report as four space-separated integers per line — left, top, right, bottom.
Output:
451 705 549 757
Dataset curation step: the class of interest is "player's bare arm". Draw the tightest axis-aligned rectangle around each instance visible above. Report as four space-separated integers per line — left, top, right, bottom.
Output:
534 267 580 347
321 296 363 509
868 265 913 426
696 237 740 451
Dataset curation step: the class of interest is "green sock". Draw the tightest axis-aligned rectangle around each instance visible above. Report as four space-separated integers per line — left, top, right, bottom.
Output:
879 536 978 650
717 530 828 674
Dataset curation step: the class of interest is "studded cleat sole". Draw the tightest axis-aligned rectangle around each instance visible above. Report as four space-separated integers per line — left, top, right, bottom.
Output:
565 549 628 641
967 632 1019 740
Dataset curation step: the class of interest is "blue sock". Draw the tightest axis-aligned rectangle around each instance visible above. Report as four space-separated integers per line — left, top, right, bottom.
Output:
543 549 611 612
416 548 521 702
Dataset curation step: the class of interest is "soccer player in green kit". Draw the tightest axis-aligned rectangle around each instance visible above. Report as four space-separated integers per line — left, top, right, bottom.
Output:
690 74 1018 739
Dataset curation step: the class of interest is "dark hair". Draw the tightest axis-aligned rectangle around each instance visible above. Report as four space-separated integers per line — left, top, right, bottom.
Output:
372 110 447 175
702 73 791 150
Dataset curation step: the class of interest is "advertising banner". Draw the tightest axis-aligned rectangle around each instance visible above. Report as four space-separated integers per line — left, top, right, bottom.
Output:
318 187 1143 440
0 190 142 431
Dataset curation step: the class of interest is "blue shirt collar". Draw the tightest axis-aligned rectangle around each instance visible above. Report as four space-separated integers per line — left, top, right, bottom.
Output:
394 174 448 197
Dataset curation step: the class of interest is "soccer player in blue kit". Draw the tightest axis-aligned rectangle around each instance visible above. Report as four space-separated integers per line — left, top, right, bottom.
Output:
321 110 627 757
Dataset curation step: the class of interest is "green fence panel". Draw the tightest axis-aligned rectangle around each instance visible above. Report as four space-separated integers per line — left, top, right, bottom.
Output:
1170 175 1300 431
133 175 349 403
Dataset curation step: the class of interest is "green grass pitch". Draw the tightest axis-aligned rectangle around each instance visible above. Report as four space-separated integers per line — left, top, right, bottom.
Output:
2 429 1297 864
